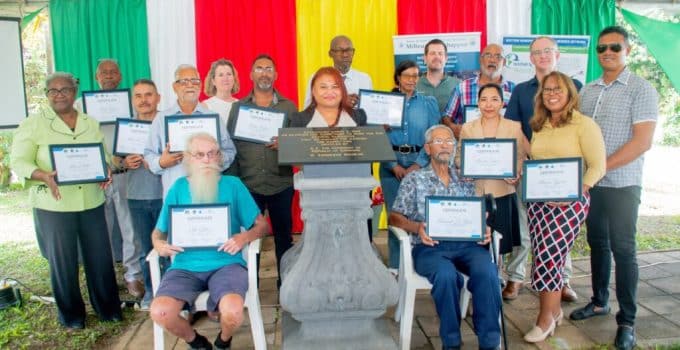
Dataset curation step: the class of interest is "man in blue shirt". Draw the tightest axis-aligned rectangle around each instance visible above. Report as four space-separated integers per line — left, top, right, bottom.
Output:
504 36 582 302
149 133 269 350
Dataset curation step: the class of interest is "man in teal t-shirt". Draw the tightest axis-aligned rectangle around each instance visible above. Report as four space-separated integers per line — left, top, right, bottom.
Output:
149 133 269 350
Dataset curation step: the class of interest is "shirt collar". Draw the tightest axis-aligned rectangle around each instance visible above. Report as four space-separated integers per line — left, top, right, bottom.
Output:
242 89 282 106
168 100 210 115
595 66 631 86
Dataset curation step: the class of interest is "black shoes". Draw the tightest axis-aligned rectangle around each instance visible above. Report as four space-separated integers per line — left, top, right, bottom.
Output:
569 302 611 320
214 331 232 350
614 325 636 350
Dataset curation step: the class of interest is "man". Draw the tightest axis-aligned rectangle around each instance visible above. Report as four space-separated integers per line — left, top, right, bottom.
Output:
226 54 297 288
442 44 515 138
303 35 373 108
569 26 657 350
389 125 501 350
122 79 164 309
144 64 237 197
75 59 143 298
416 39 459 113
503 36 582 302
149 133 269 350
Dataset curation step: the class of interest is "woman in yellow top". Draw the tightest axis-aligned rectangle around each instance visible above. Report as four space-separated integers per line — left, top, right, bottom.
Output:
455 83 529 255
523 72 606 343
10 72 122 329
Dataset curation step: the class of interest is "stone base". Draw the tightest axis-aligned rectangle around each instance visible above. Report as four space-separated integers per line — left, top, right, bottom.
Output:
281 311 398 350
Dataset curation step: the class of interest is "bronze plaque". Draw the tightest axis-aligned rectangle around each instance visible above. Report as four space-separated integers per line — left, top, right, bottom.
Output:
278 126 396 164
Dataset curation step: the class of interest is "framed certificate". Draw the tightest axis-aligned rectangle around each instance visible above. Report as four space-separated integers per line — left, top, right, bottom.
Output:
49 143 108 185
168 204 231 249
463 105 506 123
82 89 133 124
523 157 582 202
358 89 405 127
460 138 517 179
113 118 151 156
426 196 485 241
164 114 221 153
232 106 287 144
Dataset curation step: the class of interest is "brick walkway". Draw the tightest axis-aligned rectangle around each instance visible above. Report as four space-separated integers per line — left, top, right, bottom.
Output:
113 234 680 349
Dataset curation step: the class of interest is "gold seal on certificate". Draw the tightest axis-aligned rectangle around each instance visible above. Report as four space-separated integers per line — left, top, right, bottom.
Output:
169 204 231 249
461 138 517 179
523 157 582 202
426 196 485 241
113 118 151 156
82 89 133 123
358 89 405 127
49 143 108 185
164 114 220 153
233 106 287 144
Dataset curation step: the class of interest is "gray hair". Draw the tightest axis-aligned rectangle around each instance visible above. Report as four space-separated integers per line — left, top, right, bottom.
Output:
424 124 454 144
529 36 558 51
45 72 78 89
183 132 223 167
330 35 353 49
96 58 119 73
174 64 198 81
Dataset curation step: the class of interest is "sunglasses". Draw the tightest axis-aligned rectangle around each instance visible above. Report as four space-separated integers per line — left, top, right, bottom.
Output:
596 43 623 54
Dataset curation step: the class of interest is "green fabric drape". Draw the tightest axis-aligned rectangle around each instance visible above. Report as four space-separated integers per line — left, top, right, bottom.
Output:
531 0 616 82
621 8 680 92
49 0 150 95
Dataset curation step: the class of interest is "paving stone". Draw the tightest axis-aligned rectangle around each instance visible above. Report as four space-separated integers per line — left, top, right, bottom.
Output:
637 252 673 265
646 275 680 294
656 261 680 277
549 324 596 350
635 315 680 340
638 264 674 280
636 280 669 298
571 316 618 345
416 315 439 337
639 295 680 316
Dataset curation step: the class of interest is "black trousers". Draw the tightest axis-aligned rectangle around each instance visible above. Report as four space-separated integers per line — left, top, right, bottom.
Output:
35 205 121 325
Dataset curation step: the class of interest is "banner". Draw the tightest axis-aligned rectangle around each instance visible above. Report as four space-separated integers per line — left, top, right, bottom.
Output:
393 32 481 81
502 35 590 85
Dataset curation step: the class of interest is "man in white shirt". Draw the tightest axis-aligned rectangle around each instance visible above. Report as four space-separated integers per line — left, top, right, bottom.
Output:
303 35 373 108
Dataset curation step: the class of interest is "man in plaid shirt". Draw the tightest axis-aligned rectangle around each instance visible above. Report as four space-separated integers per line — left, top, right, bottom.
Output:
442 44 515 139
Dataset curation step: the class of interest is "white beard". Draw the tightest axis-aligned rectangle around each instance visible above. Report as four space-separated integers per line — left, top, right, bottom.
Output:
187 163 221 204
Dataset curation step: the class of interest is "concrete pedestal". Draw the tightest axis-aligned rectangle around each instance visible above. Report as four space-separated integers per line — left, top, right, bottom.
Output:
280 168 398 349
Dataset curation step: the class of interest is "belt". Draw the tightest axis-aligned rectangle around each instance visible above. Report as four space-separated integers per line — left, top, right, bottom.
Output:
392 144 421 154
112 168 128 175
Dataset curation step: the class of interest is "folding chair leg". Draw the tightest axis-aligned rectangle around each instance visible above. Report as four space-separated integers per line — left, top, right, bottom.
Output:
247 297 267 350
400 286 416 350
153 321 165 350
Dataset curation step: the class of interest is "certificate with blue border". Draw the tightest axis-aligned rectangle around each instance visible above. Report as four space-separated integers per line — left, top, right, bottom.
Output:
461 138 517 179
232 106 287 144
82 88 133 124
522 157 582 202
49 143 108 185
358 89 405 127
113 118 151 156
169 203 231 250
426 196 485 241
164 114 220 153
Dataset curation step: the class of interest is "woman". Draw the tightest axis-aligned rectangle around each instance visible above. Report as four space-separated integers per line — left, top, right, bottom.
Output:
290 66 366 127
10 72 122 329
203 58 240 126
523 72 606 342
455 83 529 255
382 60 440 270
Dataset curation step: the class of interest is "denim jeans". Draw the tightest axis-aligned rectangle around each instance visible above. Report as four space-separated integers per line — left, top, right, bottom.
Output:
127 199 163 295
413 241 501 348
585 186 641 326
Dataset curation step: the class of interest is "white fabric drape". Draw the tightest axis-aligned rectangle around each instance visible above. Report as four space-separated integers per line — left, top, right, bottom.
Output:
486 0 532 45
146 0 197 111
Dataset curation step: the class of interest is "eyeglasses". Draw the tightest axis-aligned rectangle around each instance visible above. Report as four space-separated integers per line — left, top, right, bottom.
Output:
331 48 355 55
481 53 504 60
190 150 221 160
253 66 274 74
542 87 564 95
45 87 76 97
530 47 557 56
175 78 201 86
596 43 623 54
429 138 455 146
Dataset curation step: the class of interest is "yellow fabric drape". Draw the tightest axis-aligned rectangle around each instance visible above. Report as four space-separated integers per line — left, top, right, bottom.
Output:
296 0 398 229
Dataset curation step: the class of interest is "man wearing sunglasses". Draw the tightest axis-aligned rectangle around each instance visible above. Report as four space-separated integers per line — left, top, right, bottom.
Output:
570 26 658 350
144 64 237 198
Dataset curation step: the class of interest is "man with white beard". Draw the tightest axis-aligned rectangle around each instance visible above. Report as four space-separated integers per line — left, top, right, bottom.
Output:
442 44 516 139
149 133 269 350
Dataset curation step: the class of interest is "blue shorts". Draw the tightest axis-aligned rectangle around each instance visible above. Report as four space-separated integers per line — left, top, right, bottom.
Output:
155 264 248 311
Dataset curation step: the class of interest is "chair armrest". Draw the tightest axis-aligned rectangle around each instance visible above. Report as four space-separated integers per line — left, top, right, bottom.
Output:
389 226 415 279
391 226 410 241
146 249 162 295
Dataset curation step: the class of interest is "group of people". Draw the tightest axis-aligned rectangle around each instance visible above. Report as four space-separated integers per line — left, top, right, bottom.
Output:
10 25 656 350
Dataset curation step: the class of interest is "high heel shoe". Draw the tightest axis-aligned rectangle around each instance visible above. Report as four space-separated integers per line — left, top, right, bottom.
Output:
524 319 556 343
554 309 564 326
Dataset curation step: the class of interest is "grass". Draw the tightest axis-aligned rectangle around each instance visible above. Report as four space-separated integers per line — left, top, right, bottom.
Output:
0 185 31 216
0 242 141 349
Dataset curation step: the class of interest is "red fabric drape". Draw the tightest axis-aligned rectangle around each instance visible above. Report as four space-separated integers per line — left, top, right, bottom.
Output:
397 0 488 46
194 0 298 103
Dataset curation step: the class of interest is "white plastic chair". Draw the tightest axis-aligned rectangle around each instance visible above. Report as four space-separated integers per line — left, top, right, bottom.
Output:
147 237 266 350
390 226 501 350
